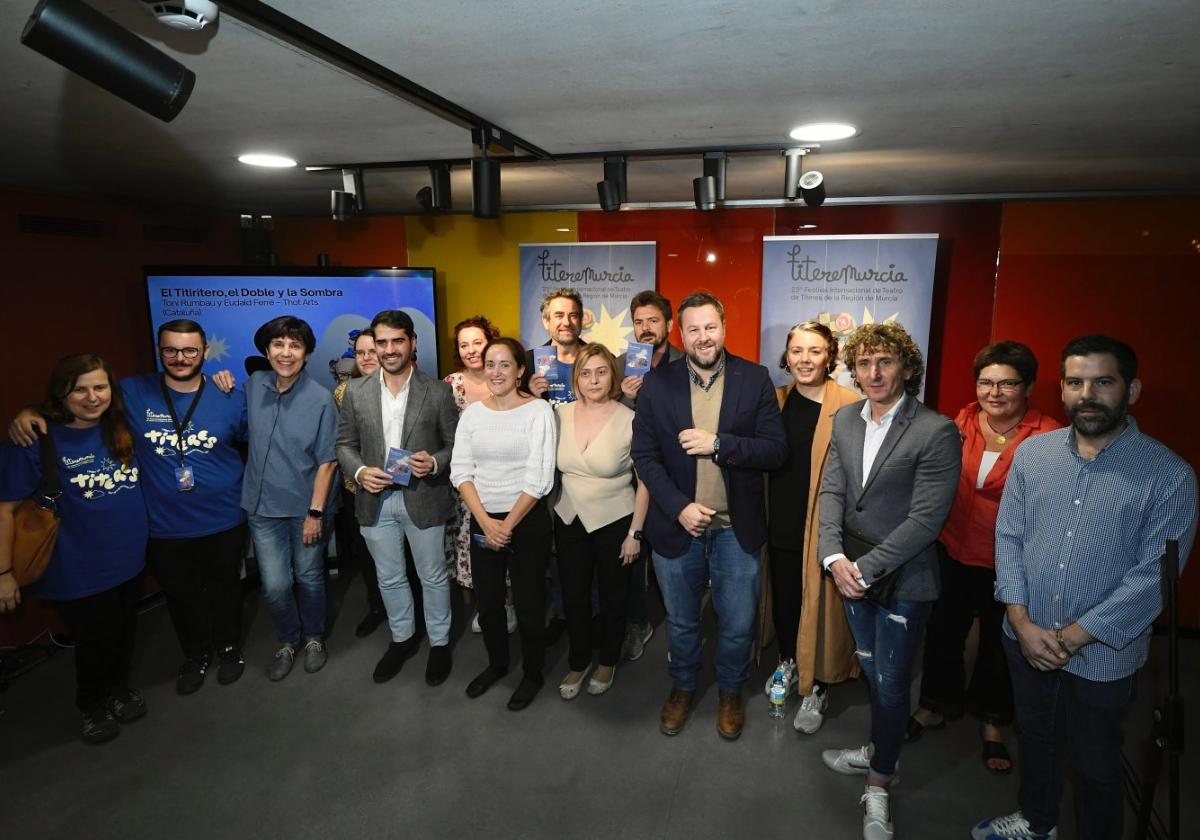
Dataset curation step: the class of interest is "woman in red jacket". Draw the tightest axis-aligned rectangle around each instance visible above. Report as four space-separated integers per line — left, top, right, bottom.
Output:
905 341 1060 773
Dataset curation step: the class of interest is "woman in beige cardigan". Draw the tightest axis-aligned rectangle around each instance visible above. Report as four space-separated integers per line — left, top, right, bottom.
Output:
765 320 861 734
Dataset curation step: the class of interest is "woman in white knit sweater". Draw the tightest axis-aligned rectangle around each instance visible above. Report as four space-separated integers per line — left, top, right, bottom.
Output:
450 336 556 711
553 344 649 700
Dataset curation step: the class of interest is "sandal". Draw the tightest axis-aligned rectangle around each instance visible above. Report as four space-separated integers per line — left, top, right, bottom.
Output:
981 736 1013 775
904 713 946 742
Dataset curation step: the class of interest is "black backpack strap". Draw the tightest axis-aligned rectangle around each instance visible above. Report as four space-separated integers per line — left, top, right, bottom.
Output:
35 430 62 509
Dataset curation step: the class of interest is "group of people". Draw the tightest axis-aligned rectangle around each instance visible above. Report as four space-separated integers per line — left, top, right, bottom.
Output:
0 284 1194 840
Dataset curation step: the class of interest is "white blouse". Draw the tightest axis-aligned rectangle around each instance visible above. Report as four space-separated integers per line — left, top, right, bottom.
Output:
450 399 556 513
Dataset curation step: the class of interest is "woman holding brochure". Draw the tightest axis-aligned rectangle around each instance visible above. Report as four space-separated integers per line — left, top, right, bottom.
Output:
450 337 556 711
552 344 650 699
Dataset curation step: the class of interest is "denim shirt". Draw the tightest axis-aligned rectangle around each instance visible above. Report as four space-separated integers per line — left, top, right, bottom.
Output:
241 369 339 518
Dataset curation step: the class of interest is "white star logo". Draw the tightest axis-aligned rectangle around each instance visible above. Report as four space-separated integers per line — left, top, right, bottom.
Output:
207 335 230 363
581 304 634 354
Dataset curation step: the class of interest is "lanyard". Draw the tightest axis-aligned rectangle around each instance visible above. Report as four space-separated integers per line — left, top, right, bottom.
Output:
159 374 206 468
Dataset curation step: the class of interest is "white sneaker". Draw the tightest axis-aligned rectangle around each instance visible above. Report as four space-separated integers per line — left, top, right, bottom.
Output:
793 684 828 734
763 657 798 697
860 785 894 840
971 812 1058 840
471 612 482 633
505 604 518 634
821 744 899 782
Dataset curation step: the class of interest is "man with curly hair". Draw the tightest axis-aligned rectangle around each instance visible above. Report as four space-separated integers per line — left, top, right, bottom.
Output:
816 322 962 840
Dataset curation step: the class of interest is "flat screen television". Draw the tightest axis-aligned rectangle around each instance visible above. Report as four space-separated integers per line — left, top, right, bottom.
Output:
144 266 438 390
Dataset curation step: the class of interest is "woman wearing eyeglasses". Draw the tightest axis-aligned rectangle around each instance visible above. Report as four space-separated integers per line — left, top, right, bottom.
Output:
905 341 1060 774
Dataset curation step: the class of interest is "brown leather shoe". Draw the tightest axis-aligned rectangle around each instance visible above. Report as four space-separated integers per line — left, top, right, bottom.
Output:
660 688 694 736
717 689 745 740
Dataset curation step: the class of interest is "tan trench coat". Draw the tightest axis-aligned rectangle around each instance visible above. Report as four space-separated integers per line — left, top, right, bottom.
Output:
756 378 862 695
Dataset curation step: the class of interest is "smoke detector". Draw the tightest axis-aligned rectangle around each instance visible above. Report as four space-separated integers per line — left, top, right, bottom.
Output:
141 1 219 31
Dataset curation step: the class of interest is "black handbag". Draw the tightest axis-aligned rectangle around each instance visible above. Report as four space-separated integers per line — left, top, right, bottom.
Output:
842 531 901 609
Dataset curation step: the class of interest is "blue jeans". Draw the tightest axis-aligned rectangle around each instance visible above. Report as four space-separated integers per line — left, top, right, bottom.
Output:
249 514 328 646
843 597 932 777
652 527 759 693
1003 632 1135 838
359 489 451 646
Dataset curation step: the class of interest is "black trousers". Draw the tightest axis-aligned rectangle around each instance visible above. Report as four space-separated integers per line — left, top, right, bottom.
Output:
768 544 804 661
55 575 143 711
1004 633 1136 838
917 545 1014 724
147 522 248 660
335 487 384 614
471 504 551 678
555 513 633 670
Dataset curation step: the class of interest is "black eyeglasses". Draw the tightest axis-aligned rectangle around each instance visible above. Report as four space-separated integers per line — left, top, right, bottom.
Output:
976 378 1024 393
160 347 202 360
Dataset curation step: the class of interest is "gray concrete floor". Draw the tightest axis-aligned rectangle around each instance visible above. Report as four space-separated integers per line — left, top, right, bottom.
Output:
1 572 1195 840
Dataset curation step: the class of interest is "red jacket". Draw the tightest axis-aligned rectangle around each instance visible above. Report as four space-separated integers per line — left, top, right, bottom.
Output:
939 402 1061 568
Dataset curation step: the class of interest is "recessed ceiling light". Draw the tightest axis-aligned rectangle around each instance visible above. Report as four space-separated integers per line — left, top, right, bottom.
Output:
797 224 818 229
556 227 572 232
788 123 857 142
238 153 297 168
705 252 717 263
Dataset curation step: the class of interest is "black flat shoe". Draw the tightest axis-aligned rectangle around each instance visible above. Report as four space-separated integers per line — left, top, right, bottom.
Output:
373 638 418 683
507 675 543 711
904 713 946 742
466 666 507 699
425 645 452 686
543 617 567 647
981 726 1014 775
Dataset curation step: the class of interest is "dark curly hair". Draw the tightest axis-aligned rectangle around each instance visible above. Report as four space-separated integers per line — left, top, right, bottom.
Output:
452 315 501 368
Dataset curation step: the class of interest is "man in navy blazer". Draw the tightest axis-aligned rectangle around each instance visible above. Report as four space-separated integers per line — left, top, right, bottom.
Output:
817 322 961 840
632 292 787 741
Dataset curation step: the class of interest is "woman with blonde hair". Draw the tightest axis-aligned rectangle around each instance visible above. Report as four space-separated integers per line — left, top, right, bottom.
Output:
552 343 649 699
765 320 861 734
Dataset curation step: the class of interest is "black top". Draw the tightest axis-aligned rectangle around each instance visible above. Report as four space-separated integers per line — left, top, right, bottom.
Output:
768 390 821 549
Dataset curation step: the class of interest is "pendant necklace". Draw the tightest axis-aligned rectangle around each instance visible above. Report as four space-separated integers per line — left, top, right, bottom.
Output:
985 415 1023 445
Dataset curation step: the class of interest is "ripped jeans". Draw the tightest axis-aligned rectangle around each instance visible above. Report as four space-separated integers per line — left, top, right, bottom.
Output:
843 597 932 777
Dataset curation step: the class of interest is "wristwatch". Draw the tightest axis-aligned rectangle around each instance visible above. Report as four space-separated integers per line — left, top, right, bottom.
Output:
711 434 721 462
307 508 324 520
628 529 643 541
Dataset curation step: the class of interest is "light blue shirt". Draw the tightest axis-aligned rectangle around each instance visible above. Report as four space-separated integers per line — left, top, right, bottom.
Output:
995 417 1197 681
241 369 339 518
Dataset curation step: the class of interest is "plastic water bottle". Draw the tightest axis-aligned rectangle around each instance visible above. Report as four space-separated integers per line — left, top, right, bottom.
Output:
768 669 787 719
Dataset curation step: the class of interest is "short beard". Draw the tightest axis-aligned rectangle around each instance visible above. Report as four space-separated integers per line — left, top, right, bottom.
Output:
687 348 722 371
1068 398 1128 438
163 364 201 382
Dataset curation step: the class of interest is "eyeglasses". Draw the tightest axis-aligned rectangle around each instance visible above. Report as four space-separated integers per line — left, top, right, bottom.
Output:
160 347 202 360
976 378 1024 393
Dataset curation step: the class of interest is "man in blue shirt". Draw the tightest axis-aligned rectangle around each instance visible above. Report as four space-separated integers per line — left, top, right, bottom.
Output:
9 319 250 695
973 335 1197 840
524 287 586 406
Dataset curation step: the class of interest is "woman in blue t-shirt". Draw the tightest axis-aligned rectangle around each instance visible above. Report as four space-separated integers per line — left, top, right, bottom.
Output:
0 354 149 745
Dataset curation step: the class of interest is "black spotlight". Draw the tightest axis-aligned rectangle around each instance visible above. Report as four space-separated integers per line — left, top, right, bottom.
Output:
472 157 501 219
782 149 806 200
331 190 356 221
799 170 826 207
693 176 717 211
703 153 727 202
21 0 195 123
597 179 621 212
417 164 452 213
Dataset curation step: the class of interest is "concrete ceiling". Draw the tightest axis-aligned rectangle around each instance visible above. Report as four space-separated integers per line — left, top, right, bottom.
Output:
1 0 1198 216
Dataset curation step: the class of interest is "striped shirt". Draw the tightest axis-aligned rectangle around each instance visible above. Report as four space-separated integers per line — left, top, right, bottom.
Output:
995 417 1197 681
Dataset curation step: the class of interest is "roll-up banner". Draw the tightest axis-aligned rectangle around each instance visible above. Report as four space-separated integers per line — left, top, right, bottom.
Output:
760 235 939 396
519 242 656 354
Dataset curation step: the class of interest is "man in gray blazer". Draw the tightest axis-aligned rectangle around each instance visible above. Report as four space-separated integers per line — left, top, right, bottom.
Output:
336 310 459 687
815 323 961 840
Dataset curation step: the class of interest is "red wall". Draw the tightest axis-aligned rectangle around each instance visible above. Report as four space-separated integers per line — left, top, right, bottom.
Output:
0 186 242 646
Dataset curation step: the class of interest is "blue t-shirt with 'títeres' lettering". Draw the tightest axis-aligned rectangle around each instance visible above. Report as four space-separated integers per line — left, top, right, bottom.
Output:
121 374 248 539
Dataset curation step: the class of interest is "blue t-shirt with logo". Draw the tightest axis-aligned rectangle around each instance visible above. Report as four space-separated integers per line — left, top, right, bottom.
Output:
121 374 248 539
0 424 147 600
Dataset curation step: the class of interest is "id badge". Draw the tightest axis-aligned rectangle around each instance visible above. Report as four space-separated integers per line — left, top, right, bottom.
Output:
175 465 195 492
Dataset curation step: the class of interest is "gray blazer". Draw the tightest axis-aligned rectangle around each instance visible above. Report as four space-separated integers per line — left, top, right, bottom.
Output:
817 395 962 601
335 369 459 529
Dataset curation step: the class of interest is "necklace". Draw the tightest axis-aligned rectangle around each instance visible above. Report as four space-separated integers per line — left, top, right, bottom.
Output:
984 414 1023 445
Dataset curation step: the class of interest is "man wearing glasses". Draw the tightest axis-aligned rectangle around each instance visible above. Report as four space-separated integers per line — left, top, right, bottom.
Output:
11 319 250 695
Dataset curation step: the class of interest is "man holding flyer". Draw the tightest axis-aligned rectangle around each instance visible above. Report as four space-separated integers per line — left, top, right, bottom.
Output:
336 309 459 687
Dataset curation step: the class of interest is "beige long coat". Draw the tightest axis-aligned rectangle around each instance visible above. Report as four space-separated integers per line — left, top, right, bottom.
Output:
760 378 862 695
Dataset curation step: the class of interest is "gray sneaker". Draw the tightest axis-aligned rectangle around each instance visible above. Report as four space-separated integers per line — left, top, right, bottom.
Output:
793 683 829 734
303 639 327 674
268 645 296 681
623 622 654 661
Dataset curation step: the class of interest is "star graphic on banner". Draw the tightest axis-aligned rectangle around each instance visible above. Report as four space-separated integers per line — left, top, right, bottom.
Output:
207 335 230 363
83 489 96 499
155 446 167 456
582 305 634 354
